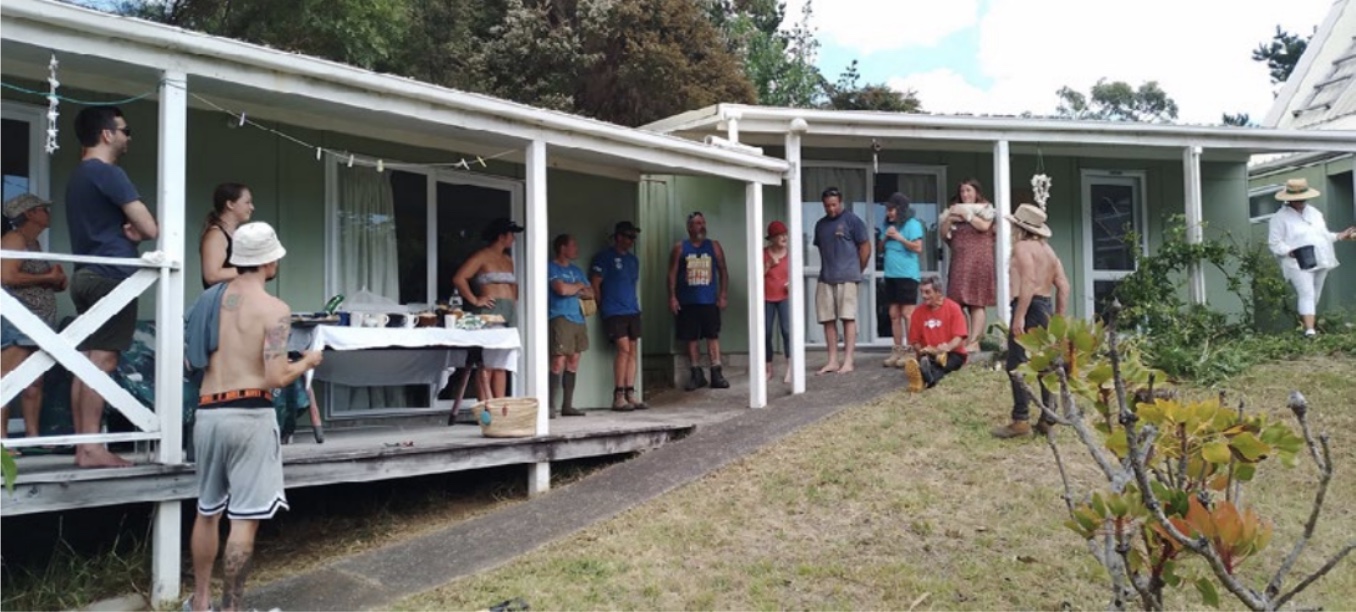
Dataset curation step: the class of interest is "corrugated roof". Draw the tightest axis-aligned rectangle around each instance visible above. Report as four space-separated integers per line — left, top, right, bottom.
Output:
1291 34 1356 128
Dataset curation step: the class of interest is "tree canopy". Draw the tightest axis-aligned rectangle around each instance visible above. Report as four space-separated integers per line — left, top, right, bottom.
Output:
102 0 924 125
1253 26 1311 85
1055 79 1179 123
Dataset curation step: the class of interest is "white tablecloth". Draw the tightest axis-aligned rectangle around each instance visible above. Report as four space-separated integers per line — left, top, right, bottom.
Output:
293 325 522 388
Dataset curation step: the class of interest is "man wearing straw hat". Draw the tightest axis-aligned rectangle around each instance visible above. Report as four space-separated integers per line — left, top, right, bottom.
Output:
992 203 1069 439
185 222 322 611
1267 178 1356 338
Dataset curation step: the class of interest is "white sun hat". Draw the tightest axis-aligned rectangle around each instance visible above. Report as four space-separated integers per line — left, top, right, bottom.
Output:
230 221 287 266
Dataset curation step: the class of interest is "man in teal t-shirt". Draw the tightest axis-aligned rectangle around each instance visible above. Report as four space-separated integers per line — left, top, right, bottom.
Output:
880 193 926 367
548 234 592 418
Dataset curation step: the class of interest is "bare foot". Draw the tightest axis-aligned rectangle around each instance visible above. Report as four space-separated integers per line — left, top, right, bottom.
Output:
75 446 132 469
837 361 856 374
783 369 792 384
817 362 840 375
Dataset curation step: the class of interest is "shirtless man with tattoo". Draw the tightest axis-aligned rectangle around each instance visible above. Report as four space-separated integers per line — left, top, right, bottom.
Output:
185 222 321 611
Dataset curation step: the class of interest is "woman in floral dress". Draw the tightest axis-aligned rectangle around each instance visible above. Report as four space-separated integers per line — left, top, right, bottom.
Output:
938 178 996 353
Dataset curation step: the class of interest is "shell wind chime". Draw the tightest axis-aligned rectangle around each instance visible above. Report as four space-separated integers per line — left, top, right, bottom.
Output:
1031 174 1052 210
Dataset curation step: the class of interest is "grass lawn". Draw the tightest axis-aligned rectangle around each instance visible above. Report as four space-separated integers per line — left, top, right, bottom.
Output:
400 356 1356 610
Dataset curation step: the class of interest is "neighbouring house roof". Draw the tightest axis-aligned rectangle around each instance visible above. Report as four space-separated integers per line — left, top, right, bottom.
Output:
1264 0 1356 130
0 0 789 185
644 104 1356 161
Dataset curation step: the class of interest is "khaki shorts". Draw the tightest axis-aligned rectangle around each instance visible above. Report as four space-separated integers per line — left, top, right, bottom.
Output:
549 317 589 356
815 282 858 323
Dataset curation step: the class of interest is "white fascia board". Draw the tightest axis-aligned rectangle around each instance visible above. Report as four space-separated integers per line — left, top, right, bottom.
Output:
704 110 1356 154
639 104 725 134
0 0 788 184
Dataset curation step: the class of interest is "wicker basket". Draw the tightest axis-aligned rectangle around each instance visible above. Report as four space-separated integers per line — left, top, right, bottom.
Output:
474 397 539 438
579 297 598 317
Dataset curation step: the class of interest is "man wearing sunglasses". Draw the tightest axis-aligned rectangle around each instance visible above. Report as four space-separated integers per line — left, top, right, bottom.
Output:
65 105 159 469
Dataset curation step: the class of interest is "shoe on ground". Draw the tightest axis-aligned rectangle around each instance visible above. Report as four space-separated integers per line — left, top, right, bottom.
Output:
883 346 901 368
1034 420 1053 436
1304 328 1317 338
709 366 730 389
684 367 708 391
561 406 586 417
625 391 648 410
611 393 633 412
903 358 924 393
991 420 1032 439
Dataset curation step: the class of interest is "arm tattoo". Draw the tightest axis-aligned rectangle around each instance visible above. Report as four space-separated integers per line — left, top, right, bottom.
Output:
263 316 290 361
223 294 242 311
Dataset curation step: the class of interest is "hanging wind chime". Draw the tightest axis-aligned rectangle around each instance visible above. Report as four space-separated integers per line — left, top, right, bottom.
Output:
45 54 60 155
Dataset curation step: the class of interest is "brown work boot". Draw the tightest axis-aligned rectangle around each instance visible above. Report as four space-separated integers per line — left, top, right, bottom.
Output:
611 389 633 412
902 357 925 393
625 387 648 410
1034 420 1053 436
991 420 1032 439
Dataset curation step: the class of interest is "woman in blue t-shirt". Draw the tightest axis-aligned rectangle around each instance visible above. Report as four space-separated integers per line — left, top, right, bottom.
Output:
879 193 926 368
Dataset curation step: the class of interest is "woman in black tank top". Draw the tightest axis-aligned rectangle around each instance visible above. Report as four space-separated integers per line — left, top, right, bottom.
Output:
200 183 255 289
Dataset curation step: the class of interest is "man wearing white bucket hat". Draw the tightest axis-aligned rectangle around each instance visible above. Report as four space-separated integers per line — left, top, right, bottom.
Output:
992 203 1070 439
185 222 322 611
1267 178 1356 338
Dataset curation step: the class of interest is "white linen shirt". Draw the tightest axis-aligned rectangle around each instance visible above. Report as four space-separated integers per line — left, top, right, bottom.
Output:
1268 204 1341 271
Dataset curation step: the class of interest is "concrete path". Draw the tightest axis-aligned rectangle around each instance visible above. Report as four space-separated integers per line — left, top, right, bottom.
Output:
250 352 912 610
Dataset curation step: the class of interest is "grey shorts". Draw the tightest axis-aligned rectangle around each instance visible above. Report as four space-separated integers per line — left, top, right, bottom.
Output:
194 407 289 520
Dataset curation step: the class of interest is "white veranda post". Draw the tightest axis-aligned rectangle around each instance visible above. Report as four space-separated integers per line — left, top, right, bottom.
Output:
150 69 189 608
524 139 551 495
785 124 806 394
1183 146 1206 304
746 181 766 408
993 141 1012 319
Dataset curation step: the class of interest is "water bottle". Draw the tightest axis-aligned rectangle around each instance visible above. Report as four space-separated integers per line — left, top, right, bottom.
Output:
324 293 345 316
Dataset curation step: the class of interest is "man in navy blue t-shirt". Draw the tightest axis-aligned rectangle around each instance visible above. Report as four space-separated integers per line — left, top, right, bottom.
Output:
667 212 730 391
65 105 159 469
590 221 646 411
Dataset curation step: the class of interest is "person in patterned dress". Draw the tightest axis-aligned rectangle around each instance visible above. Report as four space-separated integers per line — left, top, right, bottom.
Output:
1 194 67 451
938 178 996 353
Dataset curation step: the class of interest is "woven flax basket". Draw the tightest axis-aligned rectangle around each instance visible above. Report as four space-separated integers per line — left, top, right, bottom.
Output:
475 397 539 438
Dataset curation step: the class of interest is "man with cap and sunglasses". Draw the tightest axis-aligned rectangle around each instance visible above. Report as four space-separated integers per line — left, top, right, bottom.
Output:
991 203 1070 439
668 211 731 391
184 222 322 611
591 221 647 410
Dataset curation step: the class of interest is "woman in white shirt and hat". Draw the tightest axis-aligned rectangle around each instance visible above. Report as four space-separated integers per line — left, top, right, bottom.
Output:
1267 178 1356 337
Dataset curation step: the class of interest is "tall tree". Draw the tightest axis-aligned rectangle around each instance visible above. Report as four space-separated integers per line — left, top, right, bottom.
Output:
1253 26 1311 85
1055 79 1178 123
711 0 825 108
822 60 920 112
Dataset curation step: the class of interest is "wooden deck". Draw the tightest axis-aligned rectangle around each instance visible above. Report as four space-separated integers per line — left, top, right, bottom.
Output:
1 403 745 517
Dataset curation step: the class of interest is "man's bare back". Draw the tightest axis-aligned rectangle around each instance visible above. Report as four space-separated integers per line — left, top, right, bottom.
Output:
1009 239 1070 334
201 277 317 395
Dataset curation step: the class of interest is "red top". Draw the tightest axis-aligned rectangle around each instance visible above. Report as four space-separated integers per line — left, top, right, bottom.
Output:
908 297 969 355
764 247 790 302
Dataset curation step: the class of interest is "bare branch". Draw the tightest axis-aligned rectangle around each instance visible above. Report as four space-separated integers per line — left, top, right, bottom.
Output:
1266 426 1336 599
1013 370 1121 483
1042 424 1078 520
1273 541 1355 609
1105 311 1268 611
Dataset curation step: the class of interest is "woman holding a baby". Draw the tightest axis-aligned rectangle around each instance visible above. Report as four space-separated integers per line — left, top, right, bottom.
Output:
938 178 996 353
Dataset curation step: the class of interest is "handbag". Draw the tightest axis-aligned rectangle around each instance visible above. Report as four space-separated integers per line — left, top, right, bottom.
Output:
580 296 598 317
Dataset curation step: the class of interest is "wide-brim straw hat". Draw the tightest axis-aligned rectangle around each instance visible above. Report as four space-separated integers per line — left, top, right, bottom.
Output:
3 193 51 219
1275 178 1321 202
230 221 287 266
1006 203 1052 238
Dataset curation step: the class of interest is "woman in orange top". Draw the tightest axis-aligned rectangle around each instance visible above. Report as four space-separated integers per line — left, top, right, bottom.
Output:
763 221 792 383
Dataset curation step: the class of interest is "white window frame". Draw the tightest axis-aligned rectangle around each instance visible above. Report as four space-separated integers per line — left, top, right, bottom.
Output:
1248 184 1284 224
323 161 524 418
1 102 53 250
1080 169 1148 318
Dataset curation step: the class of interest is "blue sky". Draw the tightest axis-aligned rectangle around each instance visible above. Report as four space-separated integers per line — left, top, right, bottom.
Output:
785 0 1332 123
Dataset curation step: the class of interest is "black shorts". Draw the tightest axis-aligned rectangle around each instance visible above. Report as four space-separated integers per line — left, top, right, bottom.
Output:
603 314 642 342
675 303 721 341
883 277 919 305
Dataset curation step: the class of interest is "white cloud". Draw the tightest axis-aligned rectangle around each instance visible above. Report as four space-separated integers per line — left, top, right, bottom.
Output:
782 0 981 53
812 0 1332 123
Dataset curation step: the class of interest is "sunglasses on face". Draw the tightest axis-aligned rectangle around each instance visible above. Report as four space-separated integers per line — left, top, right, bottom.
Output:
108 126 132 137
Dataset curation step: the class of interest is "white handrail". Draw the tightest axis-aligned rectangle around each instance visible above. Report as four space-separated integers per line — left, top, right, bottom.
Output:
0 249 178 269
1 431 161 448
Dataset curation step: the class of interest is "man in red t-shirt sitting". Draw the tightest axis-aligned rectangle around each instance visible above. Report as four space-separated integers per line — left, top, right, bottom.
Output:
903 277 969 392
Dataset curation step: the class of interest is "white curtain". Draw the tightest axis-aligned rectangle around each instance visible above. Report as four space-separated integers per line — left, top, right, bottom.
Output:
334 166 404 411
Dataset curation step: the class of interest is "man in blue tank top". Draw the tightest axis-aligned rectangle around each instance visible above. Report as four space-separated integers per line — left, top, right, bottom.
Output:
667 212 730 391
